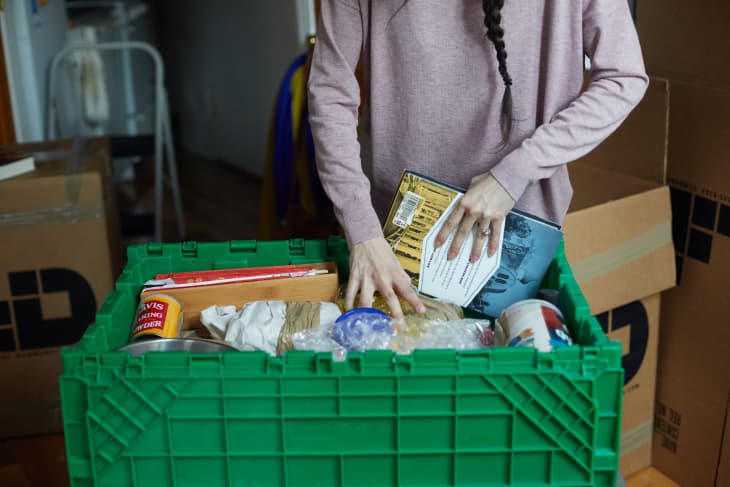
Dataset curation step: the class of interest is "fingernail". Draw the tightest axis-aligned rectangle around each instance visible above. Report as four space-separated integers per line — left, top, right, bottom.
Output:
448 251 456 260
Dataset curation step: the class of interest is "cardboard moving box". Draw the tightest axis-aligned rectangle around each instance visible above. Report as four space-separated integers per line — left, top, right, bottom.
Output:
563 79 675 477
637 0 730 87
718 404 730 487
650 80 730 487
0 138 120 438
638 4 730 485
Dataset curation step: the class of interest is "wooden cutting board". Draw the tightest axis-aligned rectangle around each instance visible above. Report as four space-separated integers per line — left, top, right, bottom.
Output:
141 261 339 331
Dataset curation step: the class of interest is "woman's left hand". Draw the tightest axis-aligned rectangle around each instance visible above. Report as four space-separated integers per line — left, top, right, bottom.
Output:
434 172 515 262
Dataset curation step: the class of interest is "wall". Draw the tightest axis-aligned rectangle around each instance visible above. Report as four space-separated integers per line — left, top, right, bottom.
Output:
158 1 307 176
1 0 68 142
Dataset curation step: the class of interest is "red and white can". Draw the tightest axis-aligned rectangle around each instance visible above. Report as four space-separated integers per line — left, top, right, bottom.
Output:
130 294 183 340
498 299 573 352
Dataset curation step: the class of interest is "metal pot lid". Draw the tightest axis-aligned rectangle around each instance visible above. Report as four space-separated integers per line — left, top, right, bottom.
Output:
117 338 237 357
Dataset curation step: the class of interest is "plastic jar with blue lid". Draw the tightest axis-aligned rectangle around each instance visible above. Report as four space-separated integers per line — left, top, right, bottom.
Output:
331 308 393 351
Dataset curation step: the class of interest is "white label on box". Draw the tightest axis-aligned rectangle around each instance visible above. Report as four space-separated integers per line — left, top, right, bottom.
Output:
392 191 422 229
418 195 504 306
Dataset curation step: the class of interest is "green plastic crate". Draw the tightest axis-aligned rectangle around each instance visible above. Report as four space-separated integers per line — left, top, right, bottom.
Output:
60 237 623 487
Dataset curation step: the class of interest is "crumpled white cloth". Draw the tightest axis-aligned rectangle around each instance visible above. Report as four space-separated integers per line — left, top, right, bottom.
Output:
200 301 341 355
200 305 238 340
227 301 287 354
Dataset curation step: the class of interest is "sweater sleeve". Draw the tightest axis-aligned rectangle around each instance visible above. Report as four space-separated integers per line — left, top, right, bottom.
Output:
490 0 649 203
308 0 383 247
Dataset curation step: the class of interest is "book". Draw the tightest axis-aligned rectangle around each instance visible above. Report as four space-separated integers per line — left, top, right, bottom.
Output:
384 171 563 315
466 208 563 318
383 171 504 307
144 263 331 291
0 154 35 181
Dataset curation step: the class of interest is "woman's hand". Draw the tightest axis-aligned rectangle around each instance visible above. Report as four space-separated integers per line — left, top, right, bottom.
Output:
346 237 426 319
434 172 515 262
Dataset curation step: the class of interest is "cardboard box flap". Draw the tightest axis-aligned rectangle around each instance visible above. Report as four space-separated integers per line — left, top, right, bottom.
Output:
569 164 658 212
0 139 113 231
564 179 675 314
577 78 669 185
565 77 673 314
1 137 111 176
0 173 104 209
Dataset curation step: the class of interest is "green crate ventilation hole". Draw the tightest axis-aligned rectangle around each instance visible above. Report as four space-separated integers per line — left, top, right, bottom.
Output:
60 238 623 487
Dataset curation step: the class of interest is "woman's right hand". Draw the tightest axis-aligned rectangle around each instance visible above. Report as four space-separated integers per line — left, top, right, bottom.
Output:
345 237 426 319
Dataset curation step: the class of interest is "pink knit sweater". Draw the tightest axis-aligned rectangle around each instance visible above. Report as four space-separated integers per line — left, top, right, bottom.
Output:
308 0 648 246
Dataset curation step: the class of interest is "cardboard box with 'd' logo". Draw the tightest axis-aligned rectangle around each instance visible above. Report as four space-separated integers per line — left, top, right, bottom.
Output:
0 138 121 438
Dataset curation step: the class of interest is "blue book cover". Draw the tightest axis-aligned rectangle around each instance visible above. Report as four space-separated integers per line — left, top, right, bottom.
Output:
466 209 563 317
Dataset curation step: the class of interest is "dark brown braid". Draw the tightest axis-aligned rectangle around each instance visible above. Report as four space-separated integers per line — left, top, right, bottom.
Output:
482 0 513 143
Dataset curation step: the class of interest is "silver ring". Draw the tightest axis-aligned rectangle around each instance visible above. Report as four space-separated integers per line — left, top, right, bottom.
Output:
477 224 491 237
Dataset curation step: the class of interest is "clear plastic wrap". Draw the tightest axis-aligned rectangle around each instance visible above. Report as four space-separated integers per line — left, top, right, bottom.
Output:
278 301 342 354
392 318 494 354
291 311 500 359
290 323 348 361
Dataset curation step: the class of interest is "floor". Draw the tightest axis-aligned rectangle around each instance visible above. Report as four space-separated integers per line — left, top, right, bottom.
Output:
0 435 68 487
0 155 684 486
0 432 682 487
627 468 682 487
117 151 263 244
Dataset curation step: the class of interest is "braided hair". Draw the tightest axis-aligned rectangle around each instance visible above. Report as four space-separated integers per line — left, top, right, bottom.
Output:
482 0 513 143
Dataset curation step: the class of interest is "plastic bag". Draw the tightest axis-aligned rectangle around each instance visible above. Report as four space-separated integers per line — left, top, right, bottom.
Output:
290 323 348 361
278 301 341 354
290 308 393 361
392 318 494 354
291 312 501 358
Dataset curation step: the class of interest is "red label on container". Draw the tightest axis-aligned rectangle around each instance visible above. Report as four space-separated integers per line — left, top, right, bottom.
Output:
132 299 169 336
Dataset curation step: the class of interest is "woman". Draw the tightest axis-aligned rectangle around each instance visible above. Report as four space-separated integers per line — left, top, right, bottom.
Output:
308 0 648 318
